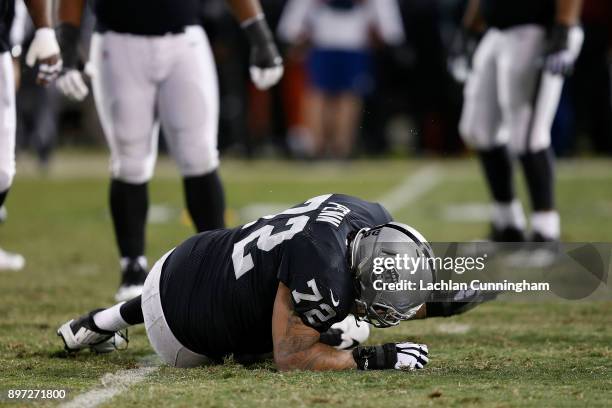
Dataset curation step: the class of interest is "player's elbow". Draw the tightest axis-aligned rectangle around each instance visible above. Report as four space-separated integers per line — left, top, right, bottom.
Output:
273 350 300 371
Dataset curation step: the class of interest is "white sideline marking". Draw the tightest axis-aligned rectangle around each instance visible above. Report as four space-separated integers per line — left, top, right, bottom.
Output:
442 202 492 223
61 357 159 408
436 323 471 334
378 164 442 213
239 164 443 222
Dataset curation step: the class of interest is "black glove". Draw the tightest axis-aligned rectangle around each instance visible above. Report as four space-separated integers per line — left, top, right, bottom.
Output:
426 288 501 318
56 23 81 70
447 28 480 83
242 16 283 90
55 23 89 101
545 24 578 76
352 342 429 370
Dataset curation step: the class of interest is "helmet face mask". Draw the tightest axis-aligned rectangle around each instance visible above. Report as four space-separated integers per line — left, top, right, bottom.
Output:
349 223 435 328
354 299 423 328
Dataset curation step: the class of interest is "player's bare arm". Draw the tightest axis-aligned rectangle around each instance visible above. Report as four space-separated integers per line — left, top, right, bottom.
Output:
226 0 283 90
556 0 583 25
272 282 356 371
57 0 86 26
462 0 485 32
23 0 62 85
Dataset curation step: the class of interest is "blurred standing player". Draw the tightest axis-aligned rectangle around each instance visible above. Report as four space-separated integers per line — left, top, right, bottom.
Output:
55 0 284 301
456 0 584 242
0 0 61 270
278 0 404 159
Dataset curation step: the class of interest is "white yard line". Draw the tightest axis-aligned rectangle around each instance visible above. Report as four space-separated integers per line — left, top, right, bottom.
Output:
60 357 159 408
377 164 443 214
238 164 443 222
436 323 472 335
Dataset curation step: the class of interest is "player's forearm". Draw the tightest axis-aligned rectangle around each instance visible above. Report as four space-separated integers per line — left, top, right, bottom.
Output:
273 311 356 371
275 340 356 371
462 0 485 32
58 0 87 26
272 282 356 371
556 0 583 25
225 0 264 24
24 0 52 28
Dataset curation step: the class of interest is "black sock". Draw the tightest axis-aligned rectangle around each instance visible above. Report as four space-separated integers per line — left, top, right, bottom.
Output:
119 296 144 325
183 171 226 232
520 148 555 211
110 180 148 259
478 146 515 203
0 189 8 208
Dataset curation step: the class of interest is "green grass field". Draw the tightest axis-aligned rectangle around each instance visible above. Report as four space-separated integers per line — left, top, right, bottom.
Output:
0 153 611 407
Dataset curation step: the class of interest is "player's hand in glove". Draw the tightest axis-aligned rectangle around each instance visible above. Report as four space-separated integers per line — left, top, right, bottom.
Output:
242 15 284 90
55 23 89 101
352 342 429 370
447 29 480 83
320 315 370 350
25 28 62 86
545 24 583 77
57 69 89 101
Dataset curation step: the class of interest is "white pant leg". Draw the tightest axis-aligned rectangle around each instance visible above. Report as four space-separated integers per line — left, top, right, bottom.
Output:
0 52 16 192
459 30 503 150
157 26 220 177
495 26 547 154
89 32 160 184
142 249 211 368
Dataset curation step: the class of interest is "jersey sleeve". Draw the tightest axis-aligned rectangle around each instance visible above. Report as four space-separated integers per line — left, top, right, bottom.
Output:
278 235 352 332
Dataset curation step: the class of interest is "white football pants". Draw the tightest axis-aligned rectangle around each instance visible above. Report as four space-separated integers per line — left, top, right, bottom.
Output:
0 52 16 193
89 26 220 184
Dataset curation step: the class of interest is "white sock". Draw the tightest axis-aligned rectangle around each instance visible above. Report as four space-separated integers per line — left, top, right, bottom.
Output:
531 211 560 240
492 200 527 230
93 302 129 332
120 256 147 270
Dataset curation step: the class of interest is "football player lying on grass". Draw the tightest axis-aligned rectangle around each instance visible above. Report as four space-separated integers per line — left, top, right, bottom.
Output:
58 194 492 371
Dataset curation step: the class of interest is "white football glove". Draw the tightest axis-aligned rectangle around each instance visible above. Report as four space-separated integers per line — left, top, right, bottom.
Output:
243 16 284 91
250 65 284 91
395 342 429 370
26 28 62 84
57 69 89 101
322 315 370 350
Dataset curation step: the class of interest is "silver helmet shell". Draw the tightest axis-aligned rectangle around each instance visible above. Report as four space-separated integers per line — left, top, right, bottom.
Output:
350 222 435 328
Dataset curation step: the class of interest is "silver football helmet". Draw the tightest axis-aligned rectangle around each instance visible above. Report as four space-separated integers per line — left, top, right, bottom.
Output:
350 222 436 328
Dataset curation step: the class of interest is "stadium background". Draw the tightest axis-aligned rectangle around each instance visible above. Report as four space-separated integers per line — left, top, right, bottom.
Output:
12 0 612 165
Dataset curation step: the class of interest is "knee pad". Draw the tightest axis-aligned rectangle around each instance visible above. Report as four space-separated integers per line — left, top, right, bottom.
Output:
110 155 155 184
459 117 497 151
0 164 15 192
174 143 220 177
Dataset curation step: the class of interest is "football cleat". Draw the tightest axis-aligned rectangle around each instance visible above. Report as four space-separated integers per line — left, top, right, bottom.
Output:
0 247 25 271
115 257 148 302
490 226 526 243
57 309 128 354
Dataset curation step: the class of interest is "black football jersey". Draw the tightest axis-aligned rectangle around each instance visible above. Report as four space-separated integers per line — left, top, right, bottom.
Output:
481 0 555 29
159 194 393 359
92 0 200 36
